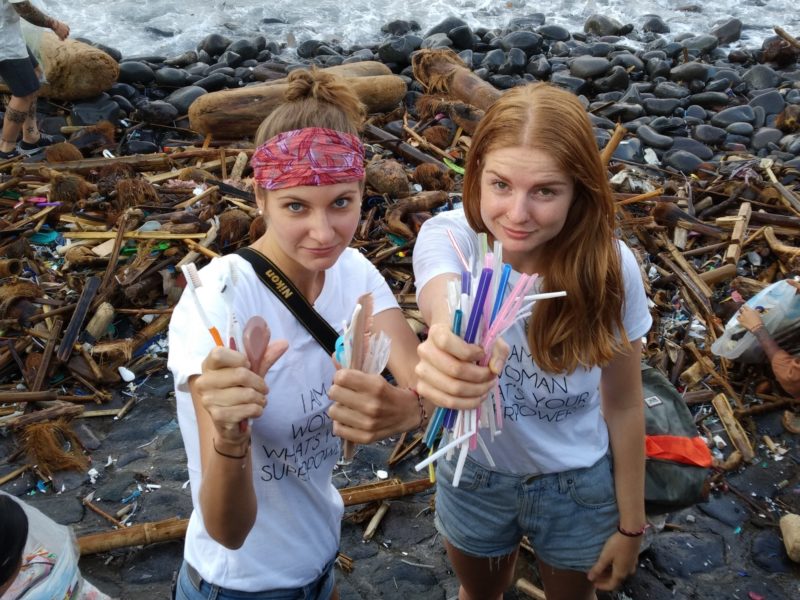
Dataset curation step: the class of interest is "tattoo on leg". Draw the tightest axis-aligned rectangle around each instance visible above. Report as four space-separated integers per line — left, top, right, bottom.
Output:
27 102 36 118
5 107 28 124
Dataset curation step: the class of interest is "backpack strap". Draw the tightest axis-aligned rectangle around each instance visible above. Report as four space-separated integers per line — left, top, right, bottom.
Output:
235 247 338 354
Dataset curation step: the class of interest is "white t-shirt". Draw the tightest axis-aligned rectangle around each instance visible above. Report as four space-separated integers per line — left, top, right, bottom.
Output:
0 1 28 61
168 248 398 592
413 208 652 474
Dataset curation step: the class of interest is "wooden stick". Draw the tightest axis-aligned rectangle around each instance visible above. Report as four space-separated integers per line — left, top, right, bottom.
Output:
362 501 390 541
773 26 800 48
764 164 800 215
724 202 752 264
516 578 547 600
56 276 100 363
340 477 433 506
31 317 63 392
0 390 59 405
78 517 188 555
83 496 124 528
183 238 220 259
0 464 30 486
6 402 84 429
712 393 755 462
364 124 448 170
698 263 737 286
615 188 663 206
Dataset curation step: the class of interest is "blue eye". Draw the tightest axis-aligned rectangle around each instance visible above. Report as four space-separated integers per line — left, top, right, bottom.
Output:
287 202 304 212
333 197 350 208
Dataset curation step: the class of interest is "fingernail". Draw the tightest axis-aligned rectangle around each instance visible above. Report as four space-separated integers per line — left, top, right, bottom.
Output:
490 358 503 375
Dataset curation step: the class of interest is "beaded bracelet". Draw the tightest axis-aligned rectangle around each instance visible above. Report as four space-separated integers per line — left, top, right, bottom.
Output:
617 523 650 537
212 438 250 460
408 387 428 429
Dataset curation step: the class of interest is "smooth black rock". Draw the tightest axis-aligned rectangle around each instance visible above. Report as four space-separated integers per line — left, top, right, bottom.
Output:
93 42 122 62
710 18 742 45
425 16 467 38
684 104 707 120
725 133 751 146
199 33 231 57
228 39 259 61
588 113 615 129
654 82 690 99
646 57 671 79
498 48 527 75
448 25 475 50
500 31 542 55
549 41 571 57
71 95 121 125
165 86 206 114
710 105 755 127
154 67 189 87
743 65 781 90
621 116 652 132
665 149 703 173
587 42 615 57
670 61 711 83
704 79 730 92
382 20 420 36
537 25 570 42
620 85 644 105
112 94 134 114
109 82 138 99
296 39 322 59
610 53 644 72
421 33 453 49
550 71 589 95
693 123 727 145
526 56 551 79
752 105 766 128
671 136 713 160
752 127 783 150
593 66 629 92
196 72 233 91
643 97 681 116
682 34 719 54
726 122 754 136
584 14 624 37
749 90 785 115
481 48 506 71
26 495 84 525
690 91 730 107
637 124 674 149
698 494 748 527
378 36 421 65
642 15 670 34
118 61 155 84
487 74 518 89
569 56 610 78
136 100 179 125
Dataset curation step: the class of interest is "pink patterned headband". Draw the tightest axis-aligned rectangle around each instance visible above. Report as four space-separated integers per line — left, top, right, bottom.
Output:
251 127 365 191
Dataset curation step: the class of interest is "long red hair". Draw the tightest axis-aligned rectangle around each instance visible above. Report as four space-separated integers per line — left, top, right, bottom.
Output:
463 83 629 373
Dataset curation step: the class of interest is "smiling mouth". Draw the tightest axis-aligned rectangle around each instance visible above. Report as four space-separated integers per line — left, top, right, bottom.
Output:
305 245 338 255
501 226 534 239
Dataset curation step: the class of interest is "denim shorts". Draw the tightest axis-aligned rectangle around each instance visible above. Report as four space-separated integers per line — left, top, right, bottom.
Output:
0 48 40 97
434 453 618 572
174 557 336 600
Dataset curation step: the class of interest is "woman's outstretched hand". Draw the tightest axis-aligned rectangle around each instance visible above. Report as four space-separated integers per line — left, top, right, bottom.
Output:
193 341 288 444
414 322 509 411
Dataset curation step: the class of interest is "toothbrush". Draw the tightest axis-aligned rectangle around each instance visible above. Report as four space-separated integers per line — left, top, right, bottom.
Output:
181 264 224 347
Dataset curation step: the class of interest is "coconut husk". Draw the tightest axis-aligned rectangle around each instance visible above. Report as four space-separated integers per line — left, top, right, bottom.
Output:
43 169 97 206
217 209 252 249
776 105 800 133
422 125 453 149
95 162 136 196
0 281 42 320
366 159 410 198
19 418 88 476
44 142 84 163
413 163 454 191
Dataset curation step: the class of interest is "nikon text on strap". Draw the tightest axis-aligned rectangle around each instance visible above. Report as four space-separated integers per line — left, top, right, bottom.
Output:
235 247 338 354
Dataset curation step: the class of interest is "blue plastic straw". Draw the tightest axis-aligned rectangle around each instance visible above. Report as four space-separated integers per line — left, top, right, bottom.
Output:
463 268 493 344
490 264 512 324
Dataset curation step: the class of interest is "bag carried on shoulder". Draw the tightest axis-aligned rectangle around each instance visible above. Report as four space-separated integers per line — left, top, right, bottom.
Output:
641 364 712 514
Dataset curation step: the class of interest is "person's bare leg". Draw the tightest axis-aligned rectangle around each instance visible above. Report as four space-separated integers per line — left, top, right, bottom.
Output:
537 560 597 600
0 94 34 152
445 540 518 600
20 93 41 145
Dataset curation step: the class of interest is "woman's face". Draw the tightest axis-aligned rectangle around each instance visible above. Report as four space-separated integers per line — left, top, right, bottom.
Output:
478 145 574 274
257 180 362 276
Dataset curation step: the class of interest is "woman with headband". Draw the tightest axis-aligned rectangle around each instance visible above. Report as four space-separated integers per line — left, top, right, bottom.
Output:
413 83 652 600
168 69 424 600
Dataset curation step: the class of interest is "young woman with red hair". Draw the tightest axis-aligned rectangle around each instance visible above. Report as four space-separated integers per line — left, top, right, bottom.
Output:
413 82 652 600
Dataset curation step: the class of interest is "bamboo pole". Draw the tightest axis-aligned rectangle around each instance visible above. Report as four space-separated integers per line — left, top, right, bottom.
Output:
712 393 755 462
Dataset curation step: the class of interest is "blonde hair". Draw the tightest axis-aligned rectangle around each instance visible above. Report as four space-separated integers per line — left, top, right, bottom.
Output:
463 83 629 373
254 68 366 145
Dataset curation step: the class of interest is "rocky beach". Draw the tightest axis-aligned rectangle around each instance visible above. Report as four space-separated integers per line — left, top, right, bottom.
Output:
1 6 800 600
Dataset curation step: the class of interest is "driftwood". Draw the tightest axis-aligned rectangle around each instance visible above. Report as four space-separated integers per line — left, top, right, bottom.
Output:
412 49 502 111
0 33 118 100
712 393 755 462
189 62 405 137
385 191 450 239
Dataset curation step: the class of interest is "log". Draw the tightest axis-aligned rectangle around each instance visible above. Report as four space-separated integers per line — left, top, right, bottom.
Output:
363 124 448 169
189 69 405 138
78 517 188 556
0 32 119 100
385 191 450 239
412 49 502 111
